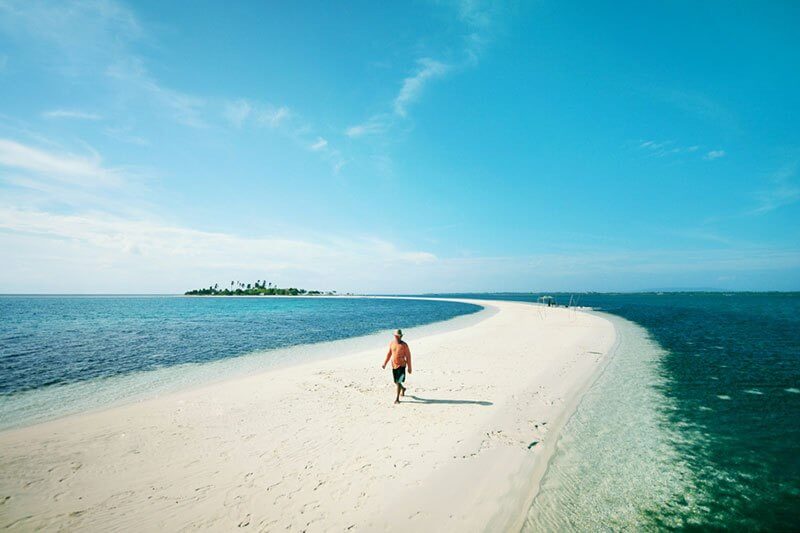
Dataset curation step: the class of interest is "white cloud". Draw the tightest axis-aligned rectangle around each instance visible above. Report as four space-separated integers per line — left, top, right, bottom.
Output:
343 57 450 150
42 109 103 121
393 58 450 117
454 0 495 64
345 114 391 138
3 194 798 293
0 137 411 292
310 137 328 151
257 105 290 128
347 2 496 141
639 140 671 151
345 124 374 138
0 207 438 293
311 140 346 174
221 99 342 172
638 140 721 159
0 138 122 187
224 99 289 129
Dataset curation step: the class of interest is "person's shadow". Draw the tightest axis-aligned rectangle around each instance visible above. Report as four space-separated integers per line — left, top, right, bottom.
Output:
403 395 492 406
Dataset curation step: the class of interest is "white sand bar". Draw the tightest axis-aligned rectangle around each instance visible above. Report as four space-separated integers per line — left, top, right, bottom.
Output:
0 299 616 531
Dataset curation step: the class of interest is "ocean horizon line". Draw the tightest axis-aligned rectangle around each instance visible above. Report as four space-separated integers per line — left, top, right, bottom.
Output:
3 289 800 296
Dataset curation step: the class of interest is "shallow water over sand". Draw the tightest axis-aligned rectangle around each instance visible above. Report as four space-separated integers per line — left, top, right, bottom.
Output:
524 316 702 530
0 296 480 429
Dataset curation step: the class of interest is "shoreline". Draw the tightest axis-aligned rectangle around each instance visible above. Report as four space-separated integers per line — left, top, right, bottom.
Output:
0 299 616 531
508 310 622 530
0 297 488 432
521 314 677 530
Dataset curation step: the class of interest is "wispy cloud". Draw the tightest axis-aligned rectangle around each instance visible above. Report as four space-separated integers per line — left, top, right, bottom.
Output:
393 58 450 117
453 0 496 64
347 1 497 139
307 139 346 174
107 58 206 128
5 0 334 174
347 57 453 136
0 207 436 266
0 138 796 292
257 106 289 128
0 1 210 129
223 98 290 129
345 114 392 138
310 137 328 151
638 140 673 154
0 134 155 221
750 162 800 215
0 136 406 291
0 206 436 292
220 97 345 173
222 99 252 128
638 140 721 159
42 109 103 121
6 201 798 293
221 98 342 171
0 0 143 75
0 138 122 187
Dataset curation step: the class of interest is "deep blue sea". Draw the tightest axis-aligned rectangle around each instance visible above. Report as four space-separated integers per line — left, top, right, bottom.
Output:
0 296 480 428
430 293 800 531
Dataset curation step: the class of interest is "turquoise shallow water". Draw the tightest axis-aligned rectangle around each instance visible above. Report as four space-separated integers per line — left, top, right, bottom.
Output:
428 292 800 530
525 316 694 531
0 296 480 428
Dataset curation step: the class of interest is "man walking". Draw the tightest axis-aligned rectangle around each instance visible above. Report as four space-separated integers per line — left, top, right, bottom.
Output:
382 329 412 404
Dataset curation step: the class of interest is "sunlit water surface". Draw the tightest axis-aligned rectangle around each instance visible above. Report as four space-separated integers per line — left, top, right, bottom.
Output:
0 296 480 429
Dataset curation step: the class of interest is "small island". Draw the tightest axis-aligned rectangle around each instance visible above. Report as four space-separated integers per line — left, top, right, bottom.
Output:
185 280 335 296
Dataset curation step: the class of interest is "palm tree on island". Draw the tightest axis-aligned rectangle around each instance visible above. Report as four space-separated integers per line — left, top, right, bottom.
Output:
184 281 334 296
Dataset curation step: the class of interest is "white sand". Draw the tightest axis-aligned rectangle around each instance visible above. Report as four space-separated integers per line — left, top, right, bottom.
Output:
0 299 616 531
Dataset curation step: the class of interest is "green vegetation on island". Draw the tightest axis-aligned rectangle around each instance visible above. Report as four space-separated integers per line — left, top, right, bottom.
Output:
185 280 335 296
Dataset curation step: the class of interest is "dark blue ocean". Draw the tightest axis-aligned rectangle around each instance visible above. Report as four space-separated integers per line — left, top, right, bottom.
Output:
430 293 800 531
0 296 480 428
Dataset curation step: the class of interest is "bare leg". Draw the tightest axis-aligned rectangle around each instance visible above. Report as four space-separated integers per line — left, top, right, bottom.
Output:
395 383 401 404
400 383 406 396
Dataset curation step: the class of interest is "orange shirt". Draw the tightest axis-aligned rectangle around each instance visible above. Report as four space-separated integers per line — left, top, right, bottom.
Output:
389 340 411 369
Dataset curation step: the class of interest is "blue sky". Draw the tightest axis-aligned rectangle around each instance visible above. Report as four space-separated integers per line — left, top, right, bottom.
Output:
0 0 798 293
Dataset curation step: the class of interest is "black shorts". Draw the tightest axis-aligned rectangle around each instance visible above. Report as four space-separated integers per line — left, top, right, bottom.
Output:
392 366 406 385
